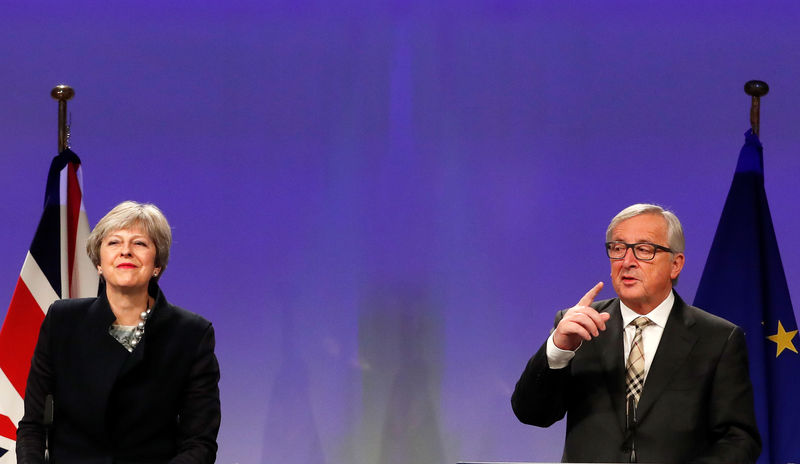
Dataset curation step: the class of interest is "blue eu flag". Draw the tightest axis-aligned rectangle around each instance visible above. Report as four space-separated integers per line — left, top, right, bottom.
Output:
694 129 800 463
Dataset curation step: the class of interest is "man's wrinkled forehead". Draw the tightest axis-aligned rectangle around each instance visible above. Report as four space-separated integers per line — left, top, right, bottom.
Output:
610 213 669 242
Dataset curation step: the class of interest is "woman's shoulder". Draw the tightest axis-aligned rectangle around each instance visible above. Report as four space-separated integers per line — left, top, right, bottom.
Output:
151 287 214 338
48 296 99 316
157 298 214 335
152 303 216 351
44 297 109 334
165 303 212 326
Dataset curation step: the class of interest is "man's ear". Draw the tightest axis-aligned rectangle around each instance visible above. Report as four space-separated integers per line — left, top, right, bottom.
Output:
670 253 685 280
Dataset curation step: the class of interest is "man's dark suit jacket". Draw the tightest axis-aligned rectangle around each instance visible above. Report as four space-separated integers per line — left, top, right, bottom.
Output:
17 284 221 464
511 292 761 463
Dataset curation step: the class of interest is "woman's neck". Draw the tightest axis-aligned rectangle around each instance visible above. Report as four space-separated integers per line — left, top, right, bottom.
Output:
106 285 151 326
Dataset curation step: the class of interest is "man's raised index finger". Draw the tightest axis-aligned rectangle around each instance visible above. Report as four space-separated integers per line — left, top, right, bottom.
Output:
577 281 604 307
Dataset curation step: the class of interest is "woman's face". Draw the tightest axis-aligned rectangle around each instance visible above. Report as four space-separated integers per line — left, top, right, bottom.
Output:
98 226 159 293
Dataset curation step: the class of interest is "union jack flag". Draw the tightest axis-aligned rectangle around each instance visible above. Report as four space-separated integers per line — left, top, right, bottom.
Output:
0 149 97 460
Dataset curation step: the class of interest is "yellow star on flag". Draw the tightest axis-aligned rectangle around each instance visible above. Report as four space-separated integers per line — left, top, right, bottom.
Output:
766 321 798 358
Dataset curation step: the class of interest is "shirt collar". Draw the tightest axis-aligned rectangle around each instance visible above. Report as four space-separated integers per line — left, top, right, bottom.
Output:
620 290 674 328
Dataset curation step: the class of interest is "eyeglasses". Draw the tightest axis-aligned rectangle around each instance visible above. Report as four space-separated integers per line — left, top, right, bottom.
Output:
605 241 674 261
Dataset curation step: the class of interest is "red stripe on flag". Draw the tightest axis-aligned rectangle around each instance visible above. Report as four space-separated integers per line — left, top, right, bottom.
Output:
0 413 16 441
0 278 45 397
66 163 82 298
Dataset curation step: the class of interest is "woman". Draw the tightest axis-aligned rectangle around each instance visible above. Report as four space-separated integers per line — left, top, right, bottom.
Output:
17 201 221 463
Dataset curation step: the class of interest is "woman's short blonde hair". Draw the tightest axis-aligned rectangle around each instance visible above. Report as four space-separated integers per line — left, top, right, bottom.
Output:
87 201 173 279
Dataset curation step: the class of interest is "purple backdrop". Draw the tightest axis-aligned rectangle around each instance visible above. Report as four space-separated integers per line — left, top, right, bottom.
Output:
2 1 800 463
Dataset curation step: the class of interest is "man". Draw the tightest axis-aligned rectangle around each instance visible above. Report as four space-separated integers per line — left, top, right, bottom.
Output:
511 204 760 463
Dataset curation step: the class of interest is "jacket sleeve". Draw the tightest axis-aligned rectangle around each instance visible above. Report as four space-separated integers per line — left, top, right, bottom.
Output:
16 307 55 464
169 323 221 464
689 326 761 464
511 310 571 427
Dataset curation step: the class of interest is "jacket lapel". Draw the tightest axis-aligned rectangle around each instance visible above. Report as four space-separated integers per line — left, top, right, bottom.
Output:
117 285 168 378
80 296 130 429
635 294 697 422
599 300 628 433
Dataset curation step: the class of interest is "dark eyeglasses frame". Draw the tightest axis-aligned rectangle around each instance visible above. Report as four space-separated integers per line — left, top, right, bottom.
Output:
605 241 674 261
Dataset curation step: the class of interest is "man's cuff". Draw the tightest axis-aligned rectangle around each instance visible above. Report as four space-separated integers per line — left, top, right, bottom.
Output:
546 332 577 369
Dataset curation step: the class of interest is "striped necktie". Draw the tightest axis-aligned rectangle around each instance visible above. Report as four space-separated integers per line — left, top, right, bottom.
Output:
625 317 652 408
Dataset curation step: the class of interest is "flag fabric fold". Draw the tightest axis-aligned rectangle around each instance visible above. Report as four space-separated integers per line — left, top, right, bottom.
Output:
694 129 800 463
0 149 97 461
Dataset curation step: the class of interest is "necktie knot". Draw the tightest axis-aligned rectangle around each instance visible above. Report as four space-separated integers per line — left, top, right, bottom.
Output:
630 316 652 330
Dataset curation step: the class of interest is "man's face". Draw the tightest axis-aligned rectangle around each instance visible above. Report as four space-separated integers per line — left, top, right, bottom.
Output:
609 213 684 314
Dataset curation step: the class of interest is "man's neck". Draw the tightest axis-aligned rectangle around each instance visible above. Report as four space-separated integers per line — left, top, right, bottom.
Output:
621 289 674 315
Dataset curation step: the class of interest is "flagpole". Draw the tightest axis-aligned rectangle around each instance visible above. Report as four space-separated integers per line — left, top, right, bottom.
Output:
744 80 769 136
50 84 74 152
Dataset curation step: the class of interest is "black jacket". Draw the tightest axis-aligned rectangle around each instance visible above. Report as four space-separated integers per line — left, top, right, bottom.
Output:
17 284 220 464
511 293 760 463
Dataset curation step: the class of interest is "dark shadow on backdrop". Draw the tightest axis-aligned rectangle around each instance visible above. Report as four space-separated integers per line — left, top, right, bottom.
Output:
359 281 445 464
261 290 326 464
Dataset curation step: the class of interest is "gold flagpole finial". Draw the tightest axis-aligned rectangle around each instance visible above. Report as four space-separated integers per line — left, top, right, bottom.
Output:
51 85 75 152
744 80 769 137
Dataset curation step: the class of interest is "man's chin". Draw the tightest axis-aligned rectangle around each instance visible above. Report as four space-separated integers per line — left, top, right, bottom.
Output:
617 289 645 305
613 280 640 294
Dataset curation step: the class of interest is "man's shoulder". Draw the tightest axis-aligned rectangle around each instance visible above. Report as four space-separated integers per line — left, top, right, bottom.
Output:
679 300 740 332
554 297 619 321
590 297 619 313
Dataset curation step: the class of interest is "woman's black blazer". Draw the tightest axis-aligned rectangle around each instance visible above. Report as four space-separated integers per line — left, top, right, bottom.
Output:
16 284 221 464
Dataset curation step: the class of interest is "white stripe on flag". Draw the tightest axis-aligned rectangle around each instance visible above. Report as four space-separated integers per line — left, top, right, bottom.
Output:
19 252 59 316
59 171 70 299
0 367 23 430
72 208 98 298
0 434 17 463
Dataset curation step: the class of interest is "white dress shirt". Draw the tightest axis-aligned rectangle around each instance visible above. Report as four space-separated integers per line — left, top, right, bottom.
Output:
546 290 675 377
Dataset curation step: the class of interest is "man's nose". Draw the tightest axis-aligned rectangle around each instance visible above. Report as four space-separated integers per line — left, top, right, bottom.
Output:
622 247 639 266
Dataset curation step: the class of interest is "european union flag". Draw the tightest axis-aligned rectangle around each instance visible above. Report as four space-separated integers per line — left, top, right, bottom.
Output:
695 129 800 463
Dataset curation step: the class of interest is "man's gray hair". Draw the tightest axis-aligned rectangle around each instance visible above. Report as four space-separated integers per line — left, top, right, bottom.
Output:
605 203 685 253
606 204 685 286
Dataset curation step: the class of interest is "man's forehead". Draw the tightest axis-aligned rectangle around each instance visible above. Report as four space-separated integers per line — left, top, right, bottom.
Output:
610 213 668 240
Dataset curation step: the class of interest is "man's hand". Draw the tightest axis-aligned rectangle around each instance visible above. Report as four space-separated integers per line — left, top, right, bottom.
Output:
552 282 611 351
